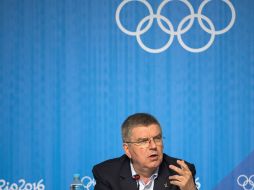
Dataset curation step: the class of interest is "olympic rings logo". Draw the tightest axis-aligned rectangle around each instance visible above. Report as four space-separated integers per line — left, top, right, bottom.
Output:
81 176 96 190
115 0 236 53
237 175 254 190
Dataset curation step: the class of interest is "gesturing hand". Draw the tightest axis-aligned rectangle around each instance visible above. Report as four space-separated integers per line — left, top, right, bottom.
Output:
168 160 196 190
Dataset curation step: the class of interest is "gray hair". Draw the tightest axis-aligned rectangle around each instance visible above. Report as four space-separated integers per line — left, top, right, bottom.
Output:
121 113 161 142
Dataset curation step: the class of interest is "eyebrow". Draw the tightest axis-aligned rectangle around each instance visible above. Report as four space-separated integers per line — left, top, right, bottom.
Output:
135 133 162 141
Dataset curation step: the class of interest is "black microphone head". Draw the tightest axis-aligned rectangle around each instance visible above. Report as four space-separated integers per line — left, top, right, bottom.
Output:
132 174 140 180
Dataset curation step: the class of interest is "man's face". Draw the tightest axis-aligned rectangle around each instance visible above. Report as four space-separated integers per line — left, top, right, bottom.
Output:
123 124 164 173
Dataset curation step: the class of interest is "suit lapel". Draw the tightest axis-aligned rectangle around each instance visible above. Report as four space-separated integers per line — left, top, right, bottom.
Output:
154 158 179 190
119 157 137 190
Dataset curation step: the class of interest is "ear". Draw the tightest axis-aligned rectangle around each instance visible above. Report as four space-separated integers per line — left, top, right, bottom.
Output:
123 143 131 159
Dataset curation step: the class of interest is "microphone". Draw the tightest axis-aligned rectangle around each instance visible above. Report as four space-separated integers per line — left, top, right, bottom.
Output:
132 174 140 190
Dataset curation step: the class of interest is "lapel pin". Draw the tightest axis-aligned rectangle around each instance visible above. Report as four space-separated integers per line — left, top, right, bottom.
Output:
164 183 168 188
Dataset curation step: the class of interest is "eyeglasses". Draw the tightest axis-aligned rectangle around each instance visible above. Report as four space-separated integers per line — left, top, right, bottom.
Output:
124 134 164 148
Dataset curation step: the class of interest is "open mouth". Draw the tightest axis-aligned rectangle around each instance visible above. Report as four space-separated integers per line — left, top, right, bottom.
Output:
149 153 158 159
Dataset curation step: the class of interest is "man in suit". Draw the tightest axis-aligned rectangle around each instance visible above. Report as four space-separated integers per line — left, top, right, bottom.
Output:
92 113 197 190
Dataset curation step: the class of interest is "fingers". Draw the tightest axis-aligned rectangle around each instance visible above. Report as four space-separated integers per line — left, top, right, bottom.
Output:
169 179 183 187
168 175 185 187
177 160 189 171
168 160 196 190
169 160 190 174
168 175 184 181
169 164 185 175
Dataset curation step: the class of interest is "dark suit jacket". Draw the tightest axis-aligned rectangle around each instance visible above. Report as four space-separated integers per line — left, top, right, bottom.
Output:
92 154 196 190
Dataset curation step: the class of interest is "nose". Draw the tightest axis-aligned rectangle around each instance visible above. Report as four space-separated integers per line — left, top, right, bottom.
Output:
148 138 157 148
